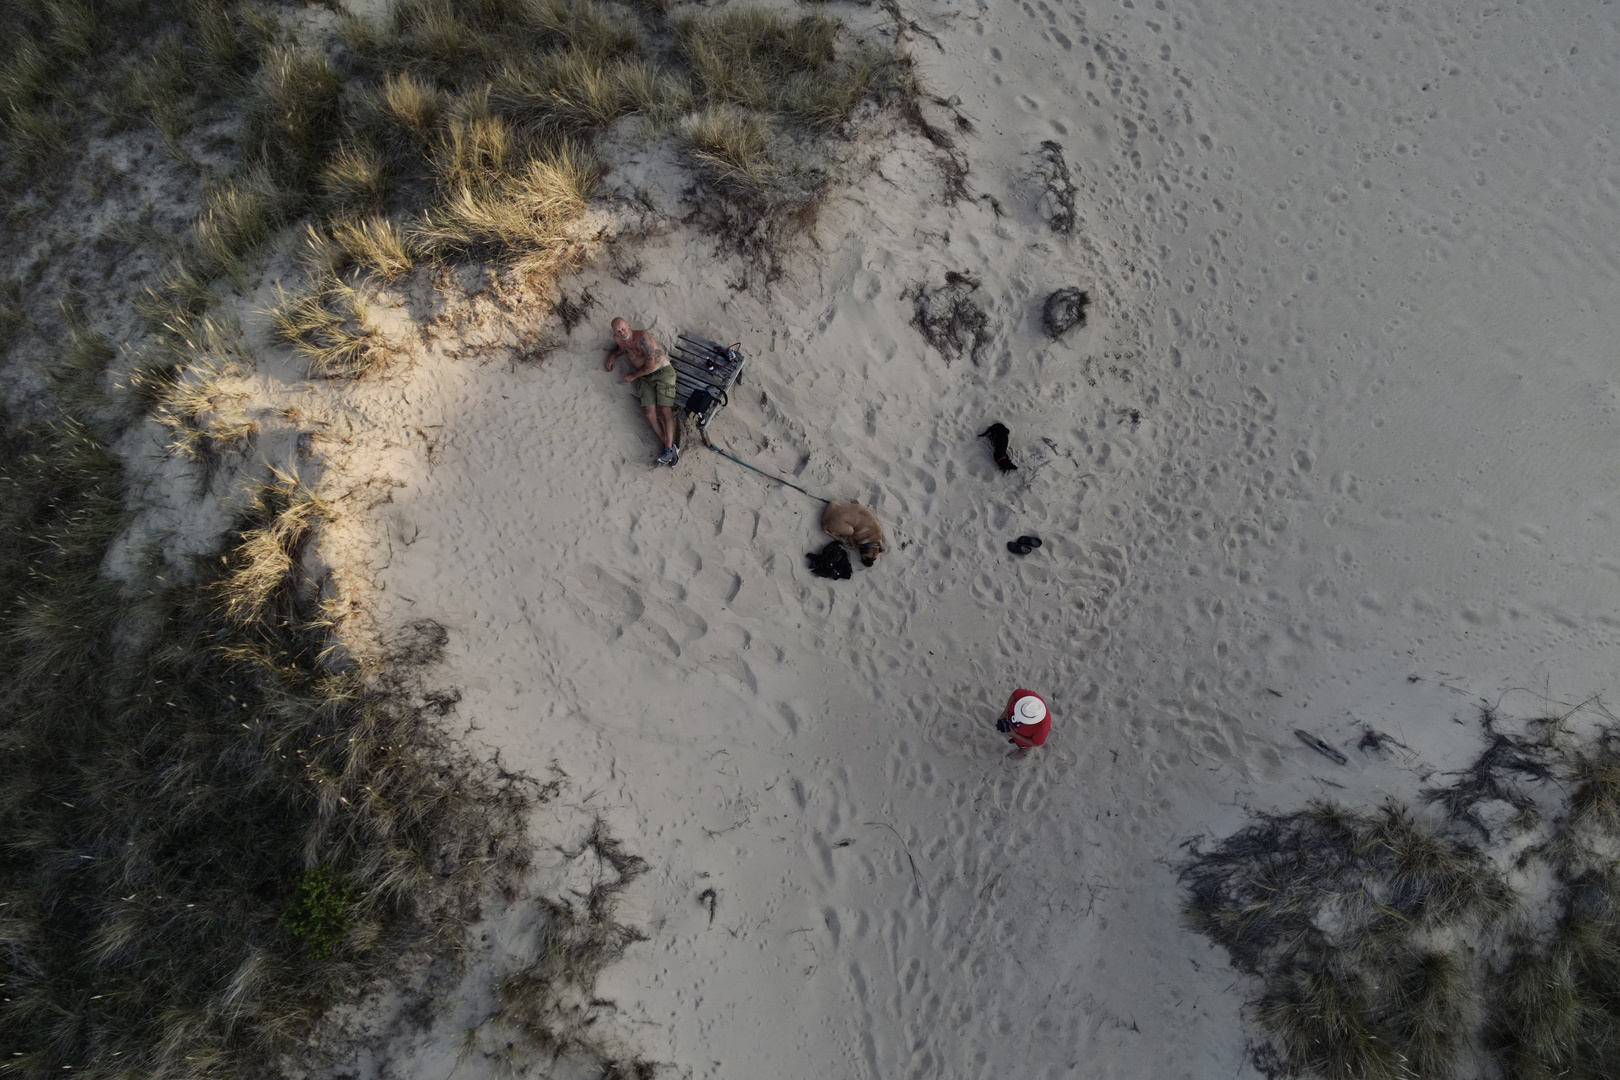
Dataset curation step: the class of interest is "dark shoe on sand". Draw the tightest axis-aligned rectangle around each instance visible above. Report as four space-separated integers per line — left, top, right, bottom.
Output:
1008 540 1033 555
1016 535 1042 549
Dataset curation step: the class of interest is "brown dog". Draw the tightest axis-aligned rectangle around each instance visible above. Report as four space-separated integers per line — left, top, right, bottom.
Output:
822 501 885 567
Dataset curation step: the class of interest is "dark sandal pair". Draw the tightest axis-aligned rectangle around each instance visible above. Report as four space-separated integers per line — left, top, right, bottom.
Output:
1007 535 1043 556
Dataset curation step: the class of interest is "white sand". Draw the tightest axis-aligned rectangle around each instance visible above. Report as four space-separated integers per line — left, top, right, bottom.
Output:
305 1 1620 1076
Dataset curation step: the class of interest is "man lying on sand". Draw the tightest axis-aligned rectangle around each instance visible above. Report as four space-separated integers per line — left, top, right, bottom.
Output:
605 316 679 467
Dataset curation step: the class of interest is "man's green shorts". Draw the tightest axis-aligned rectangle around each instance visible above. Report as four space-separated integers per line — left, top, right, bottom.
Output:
636 364 679 408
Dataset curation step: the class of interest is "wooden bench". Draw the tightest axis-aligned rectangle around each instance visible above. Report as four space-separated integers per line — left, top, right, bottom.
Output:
670 332 746 432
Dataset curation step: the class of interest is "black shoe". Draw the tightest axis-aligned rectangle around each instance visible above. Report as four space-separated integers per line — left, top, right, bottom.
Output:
1016 535 1042 549
1007 540 1033 555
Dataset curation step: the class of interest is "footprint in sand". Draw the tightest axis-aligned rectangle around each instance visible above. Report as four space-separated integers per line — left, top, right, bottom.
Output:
561 563 709 660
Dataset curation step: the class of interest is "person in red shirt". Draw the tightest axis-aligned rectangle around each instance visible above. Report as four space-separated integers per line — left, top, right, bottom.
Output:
996 688 1051 759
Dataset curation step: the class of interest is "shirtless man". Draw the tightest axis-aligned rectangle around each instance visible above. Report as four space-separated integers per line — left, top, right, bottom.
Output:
605 316 679 466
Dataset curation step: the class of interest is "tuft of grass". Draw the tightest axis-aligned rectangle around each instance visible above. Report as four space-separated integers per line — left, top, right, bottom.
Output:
373 69 443 146
1363 799 1516 927
676 8 838 113
144 313 256 461
320 140 394 214
1489 948 1605 1080
132 255 217 342
414 143 598 274
331 215 415 282
433 107 519 192
0 34 68 166
194 166 295 281
493 52 689 135
681 106 772 193
109 30 199 150
522 0 643 62
1568 741 1620 837
191 0 277 94
391 0 486 79
245 44 343 186
215 468 331 625
270 272 391 380
48 303 117 423
151 360 257 467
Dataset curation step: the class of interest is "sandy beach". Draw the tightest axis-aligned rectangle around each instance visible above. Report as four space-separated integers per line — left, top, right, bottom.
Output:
289 2 1620 1076
6 0 1620 1077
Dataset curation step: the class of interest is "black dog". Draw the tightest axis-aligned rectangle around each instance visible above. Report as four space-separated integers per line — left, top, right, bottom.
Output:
806 540 853 580
980 423 1017 472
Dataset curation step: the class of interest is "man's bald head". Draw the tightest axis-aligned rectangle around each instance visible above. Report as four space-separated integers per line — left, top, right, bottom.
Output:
611 316 630 341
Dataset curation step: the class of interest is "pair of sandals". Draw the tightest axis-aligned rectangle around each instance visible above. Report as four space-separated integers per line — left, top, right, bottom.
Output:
1007 534 1043 556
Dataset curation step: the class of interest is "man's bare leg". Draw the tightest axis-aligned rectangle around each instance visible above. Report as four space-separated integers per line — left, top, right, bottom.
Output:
642 405 671 451
657 406 678 448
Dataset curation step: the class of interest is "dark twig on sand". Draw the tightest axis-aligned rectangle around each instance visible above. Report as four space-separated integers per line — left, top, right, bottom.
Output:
865 821 925 899
1034 140 1079 234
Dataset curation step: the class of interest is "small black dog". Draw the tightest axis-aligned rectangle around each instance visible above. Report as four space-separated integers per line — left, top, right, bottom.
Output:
980 423 1017 472
806 540 853 580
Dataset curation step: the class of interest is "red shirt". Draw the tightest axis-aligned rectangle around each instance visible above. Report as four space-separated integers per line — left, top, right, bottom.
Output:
1004 689 1051 748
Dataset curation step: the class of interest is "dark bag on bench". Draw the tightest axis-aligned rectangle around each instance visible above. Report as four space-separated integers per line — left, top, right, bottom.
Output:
685 387 727 420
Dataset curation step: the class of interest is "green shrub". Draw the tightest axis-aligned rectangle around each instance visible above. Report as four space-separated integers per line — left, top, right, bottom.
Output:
280 866 359 961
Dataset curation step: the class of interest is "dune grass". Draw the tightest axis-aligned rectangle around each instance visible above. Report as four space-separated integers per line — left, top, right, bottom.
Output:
1184 708 1620 1079
0 407 537 1078
6 0 909 387
682 106 773 193
330 214 415 282
270 270 389 380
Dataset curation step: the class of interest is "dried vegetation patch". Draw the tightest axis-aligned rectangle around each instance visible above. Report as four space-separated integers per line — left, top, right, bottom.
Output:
1183 707 1620 1080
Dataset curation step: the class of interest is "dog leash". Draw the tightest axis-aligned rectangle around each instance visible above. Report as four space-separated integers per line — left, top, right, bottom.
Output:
700 430 830 505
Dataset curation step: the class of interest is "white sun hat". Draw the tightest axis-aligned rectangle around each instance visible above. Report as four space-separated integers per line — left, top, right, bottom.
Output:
1014 697 1047 725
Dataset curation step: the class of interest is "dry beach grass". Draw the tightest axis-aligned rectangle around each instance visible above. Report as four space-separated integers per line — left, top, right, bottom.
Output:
1183 707 1620 1080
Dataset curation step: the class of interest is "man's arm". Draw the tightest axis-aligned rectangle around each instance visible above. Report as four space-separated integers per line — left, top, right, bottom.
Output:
620 349 650 381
